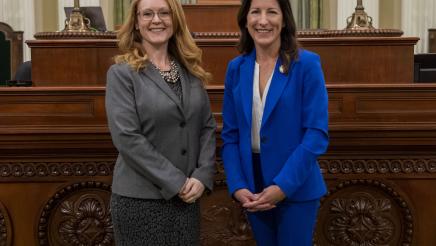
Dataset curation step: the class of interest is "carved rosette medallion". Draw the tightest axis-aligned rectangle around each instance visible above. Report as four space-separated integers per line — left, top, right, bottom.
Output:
38 182 113 246
0 201 12 246
315 180 413 245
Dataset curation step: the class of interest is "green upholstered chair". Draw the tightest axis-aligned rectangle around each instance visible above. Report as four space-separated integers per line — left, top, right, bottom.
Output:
0 22 23 86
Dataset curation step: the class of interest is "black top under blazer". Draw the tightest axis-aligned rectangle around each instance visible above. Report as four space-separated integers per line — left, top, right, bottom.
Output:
105 61 216 200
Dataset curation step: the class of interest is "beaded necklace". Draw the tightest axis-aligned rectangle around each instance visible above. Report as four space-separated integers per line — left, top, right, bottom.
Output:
152 59 180 84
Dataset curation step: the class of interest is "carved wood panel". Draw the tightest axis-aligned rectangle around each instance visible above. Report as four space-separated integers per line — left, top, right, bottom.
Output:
200 187 255 246
0 201 12 246
315 179 413 246
38 182 113 246
0 161 113 178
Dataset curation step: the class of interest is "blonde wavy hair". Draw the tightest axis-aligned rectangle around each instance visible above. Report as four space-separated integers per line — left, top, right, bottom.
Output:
114 0 211 84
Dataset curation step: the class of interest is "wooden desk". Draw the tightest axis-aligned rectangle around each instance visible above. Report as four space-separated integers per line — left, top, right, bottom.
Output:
27 36 418 87
2 82 436 245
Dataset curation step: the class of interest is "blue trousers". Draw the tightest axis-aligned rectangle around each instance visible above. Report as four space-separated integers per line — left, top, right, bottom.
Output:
249 153 320 246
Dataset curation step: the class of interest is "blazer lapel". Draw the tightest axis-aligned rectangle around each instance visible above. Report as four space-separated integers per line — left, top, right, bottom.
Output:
261 58 289 128
177 62 190 114
240 50 256 126
142 62 184 113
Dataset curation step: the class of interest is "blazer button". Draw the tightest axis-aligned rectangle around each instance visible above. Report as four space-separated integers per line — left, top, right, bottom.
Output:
260 136 268 143
179 121 186 128
181 149 187 155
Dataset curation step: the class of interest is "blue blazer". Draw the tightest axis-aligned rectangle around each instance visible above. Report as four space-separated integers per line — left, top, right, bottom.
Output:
221 49 329 202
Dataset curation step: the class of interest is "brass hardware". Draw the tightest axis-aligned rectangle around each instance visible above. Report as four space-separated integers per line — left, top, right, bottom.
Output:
62 0 92 32
346 0 375 30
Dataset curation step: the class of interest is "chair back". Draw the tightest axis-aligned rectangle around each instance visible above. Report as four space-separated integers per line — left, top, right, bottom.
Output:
414 53 436 83
0 22 23 86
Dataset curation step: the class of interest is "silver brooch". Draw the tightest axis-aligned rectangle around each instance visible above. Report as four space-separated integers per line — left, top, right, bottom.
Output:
279 65 285 74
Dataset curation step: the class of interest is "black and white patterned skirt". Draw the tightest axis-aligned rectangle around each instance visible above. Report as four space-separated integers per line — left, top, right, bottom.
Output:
110 193 200 246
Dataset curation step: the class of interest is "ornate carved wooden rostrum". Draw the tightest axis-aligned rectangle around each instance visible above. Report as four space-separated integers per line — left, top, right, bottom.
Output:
2 2 436 246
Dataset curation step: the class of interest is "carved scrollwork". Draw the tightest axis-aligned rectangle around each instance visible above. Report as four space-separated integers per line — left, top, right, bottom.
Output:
58 194 112 245
214 157 226 186
0 161 114 178
0 201 12 246
315 179 413 246
200 191 255 246
38 182 113 246
319 159 436 174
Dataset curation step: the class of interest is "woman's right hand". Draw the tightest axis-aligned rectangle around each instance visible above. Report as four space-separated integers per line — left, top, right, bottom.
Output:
179 178 205 203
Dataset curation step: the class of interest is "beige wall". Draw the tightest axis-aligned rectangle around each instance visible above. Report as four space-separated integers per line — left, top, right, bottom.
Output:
379 0 401 29
322 0 401 30
34 0 115 32
101 1 114 31
27 0 409 34
35 0 58 32
322 0 337 29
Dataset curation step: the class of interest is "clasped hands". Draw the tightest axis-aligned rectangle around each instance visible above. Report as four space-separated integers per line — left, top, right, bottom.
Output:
234 185 286 212
178 177 205 204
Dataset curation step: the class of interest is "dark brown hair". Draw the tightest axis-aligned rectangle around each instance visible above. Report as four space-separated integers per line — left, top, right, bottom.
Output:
237 0 299 73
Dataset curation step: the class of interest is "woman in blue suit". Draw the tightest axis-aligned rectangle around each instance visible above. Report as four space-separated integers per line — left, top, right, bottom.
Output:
221 0 329 245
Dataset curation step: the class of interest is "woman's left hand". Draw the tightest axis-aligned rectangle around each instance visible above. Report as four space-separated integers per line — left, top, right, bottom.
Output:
179 177 205 203
243 185 286 212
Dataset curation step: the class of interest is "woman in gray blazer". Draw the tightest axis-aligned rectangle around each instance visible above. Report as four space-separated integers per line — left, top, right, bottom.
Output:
105 0 216 244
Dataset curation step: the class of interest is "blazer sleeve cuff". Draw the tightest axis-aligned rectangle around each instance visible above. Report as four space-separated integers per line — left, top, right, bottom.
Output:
228 181 249 196
191 169 214 191
273 176 297 199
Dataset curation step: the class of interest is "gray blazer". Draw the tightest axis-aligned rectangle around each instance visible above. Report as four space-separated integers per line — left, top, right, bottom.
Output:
105 61 216 200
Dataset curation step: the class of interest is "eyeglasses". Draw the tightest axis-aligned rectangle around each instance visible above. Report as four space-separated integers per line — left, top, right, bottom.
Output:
137 9 171 21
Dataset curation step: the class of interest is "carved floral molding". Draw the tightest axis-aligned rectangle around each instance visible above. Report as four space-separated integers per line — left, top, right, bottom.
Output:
34 31 116 39
0 161 114 178
38 182 113 246
33 28 403 41
319 158 436 174
315 179 413 245
201 200 254 245
1 158 434 180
